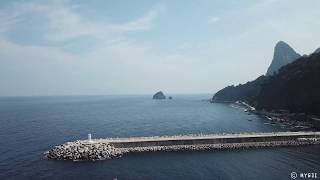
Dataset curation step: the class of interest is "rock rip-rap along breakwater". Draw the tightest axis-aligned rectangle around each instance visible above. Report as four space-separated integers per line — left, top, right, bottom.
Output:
46 141 122 160
46 131 320 161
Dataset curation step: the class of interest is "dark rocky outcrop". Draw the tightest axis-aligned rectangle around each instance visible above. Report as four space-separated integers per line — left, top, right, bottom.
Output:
153 91 166 99
266 41 301 76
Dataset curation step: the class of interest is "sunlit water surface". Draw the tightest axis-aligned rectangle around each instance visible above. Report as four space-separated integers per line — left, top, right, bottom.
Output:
0 95 319 179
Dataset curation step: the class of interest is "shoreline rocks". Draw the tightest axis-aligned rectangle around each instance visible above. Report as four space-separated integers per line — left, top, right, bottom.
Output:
227 101 320 130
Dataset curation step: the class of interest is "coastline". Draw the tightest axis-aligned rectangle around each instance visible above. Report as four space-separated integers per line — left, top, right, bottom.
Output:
222 100 320 131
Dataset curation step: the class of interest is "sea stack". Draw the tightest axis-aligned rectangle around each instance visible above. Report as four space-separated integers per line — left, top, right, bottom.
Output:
153 91 166 99
266 41 301 76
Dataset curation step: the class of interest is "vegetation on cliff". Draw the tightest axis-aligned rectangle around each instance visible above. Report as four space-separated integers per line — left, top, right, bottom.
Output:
257 52 320 115
212 50 320 116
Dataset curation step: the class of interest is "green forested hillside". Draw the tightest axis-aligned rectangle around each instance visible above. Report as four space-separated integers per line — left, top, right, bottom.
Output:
212 76 268 106
212 51 320 115
257 52 320 115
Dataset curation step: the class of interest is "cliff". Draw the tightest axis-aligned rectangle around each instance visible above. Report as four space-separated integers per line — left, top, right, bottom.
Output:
266 41 301 76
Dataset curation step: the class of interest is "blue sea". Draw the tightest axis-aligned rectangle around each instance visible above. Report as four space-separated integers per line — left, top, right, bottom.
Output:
0 95 319 179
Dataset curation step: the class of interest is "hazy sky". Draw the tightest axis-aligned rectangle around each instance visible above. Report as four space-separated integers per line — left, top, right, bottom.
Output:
0 0 319 96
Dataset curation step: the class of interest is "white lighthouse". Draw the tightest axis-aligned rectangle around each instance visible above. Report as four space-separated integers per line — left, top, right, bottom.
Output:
88 133 92 142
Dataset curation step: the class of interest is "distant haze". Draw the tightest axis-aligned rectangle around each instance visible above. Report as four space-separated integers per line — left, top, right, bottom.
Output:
0 0 320 96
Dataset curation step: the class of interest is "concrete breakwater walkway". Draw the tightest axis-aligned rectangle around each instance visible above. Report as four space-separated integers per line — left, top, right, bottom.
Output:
46 131 320 161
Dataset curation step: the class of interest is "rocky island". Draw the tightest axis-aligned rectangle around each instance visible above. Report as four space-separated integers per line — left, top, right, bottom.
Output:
153 91 166 99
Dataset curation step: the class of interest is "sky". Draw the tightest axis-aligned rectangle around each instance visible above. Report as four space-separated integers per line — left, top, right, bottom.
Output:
0 0 319 96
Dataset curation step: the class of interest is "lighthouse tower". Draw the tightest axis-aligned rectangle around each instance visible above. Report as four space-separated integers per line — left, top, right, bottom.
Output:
88 133 92 142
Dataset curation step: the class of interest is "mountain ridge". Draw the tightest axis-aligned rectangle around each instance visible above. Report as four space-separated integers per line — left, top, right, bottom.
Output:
212 43 320 116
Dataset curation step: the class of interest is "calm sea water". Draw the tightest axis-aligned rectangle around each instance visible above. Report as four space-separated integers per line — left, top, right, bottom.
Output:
0 95 319 180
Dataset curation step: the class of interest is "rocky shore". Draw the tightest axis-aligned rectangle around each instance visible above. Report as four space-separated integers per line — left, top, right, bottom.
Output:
235 101 320 130
258 111 319 130
46 134 320 161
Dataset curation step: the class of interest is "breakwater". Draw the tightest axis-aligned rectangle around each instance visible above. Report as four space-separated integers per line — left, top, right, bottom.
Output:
46 131 320 161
